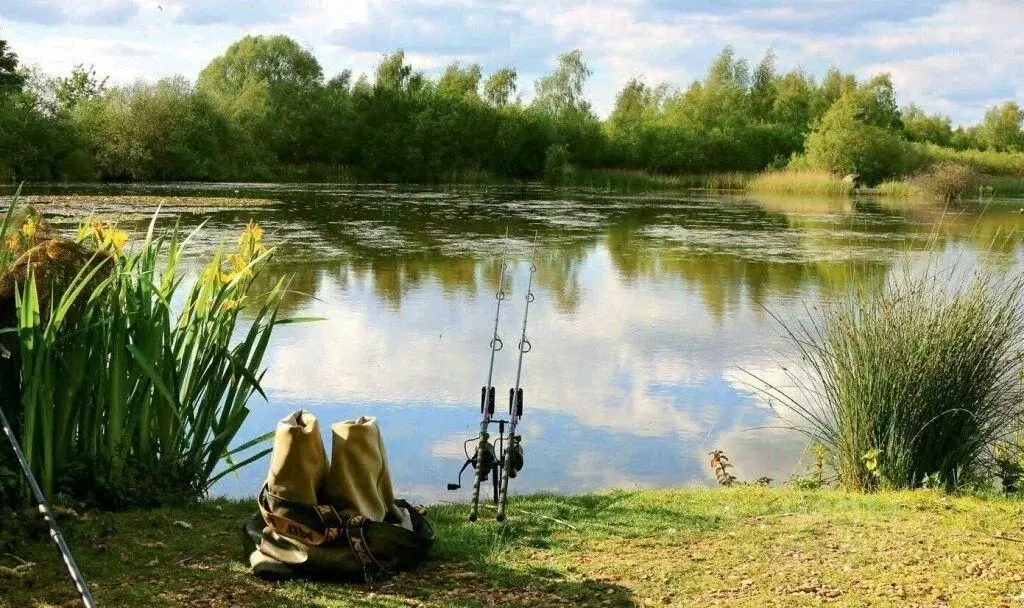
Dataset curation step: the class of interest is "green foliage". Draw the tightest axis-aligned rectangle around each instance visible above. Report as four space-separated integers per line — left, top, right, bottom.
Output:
803 93 910 183
543 143 571 183
483 68 517 108
0 38 25 95
1 200 292 506
3 35 1024 186
764 265 1024 492
903 104 953 147
979 102 1023 152
54 64 107 114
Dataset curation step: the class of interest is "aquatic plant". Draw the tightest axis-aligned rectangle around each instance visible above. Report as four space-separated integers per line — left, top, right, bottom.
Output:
748 169 855 196
760 265 1024 491
1 195 293 505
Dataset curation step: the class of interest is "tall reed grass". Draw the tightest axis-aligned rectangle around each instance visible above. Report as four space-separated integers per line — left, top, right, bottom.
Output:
748 169 855 196
567 169 755 192
0 192 297 505
759 265 1024 491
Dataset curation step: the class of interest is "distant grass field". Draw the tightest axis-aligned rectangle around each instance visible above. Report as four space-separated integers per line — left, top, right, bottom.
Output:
5 488 1024 607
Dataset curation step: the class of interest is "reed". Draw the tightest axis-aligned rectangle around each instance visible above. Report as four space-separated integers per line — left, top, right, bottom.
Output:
564 169 755 191
748 169 855 196
759 265 1024 491
1 195 297 505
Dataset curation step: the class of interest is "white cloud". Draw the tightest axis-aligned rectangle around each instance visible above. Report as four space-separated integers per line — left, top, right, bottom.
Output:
2 0 1019 124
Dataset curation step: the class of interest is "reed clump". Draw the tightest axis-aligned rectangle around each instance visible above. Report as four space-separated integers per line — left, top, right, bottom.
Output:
748 169 855 196
0 191 291 507
764 265 1024 491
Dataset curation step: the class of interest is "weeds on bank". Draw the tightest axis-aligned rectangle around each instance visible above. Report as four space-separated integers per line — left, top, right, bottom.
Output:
0 192 300 507
755 262 1024 492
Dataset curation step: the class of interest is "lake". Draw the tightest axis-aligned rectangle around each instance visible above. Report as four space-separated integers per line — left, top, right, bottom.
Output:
8 183 1024 502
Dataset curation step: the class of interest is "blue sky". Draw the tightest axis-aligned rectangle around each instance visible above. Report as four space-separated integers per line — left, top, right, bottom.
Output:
0 0 1021 124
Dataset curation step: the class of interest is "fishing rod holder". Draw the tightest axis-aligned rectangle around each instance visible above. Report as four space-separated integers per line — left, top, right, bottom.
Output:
446 387 525 501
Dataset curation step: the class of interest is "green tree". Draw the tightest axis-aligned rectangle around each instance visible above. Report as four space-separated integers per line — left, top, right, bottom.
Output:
902 104 952 146
812 68 857 122
804 92 909 183
979 101 1023 151
533 50 592 116
437 62 481 100
0 38 25 95
55 64 108 113
749 50 777 121
607 78 666 165
197 35 323 163
854 74 902 131
483 68 517 108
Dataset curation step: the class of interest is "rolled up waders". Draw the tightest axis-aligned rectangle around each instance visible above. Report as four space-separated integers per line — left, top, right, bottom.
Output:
245 410 433 582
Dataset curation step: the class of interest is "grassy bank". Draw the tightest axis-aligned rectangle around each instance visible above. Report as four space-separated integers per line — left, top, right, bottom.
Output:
5 487 1024 607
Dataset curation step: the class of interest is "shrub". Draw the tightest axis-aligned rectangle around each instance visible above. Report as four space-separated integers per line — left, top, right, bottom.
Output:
912 162 982 201
761 265 1024 491
543 143 571 182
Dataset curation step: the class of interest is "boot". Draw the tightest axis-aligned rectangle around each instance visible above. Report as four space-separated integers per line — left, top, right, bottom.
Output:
265 410 328 506
325 416 403 523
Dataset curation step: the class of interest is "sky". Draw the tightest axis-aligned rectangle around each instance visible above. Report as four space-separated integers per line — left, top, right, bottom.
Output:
0 0 1021 125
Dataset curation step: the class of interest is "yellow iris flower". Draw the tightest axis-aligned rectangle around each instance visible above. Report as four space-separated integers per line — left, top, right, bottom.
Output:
21 217 40 240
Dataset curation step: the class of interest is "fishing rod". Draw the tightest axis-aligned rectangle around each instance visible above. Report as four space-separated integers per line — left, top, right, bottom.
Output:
495 235 536 522
0 404 96 608
451 231 511 522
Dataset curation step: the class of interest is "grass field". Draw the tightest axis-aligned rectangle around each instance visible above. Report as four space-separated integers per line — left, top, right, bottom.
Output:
4 487 1024 607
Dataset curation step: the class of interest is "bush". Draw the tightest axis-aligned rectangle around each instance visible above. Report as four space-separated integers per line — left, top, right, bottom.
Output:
912 162 981 201
543 143 571 182
762 265 1024 491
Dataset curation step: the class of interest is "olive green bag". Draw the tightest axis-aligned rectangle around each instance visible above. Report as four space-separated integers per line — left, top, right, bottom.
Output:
242 411 435 582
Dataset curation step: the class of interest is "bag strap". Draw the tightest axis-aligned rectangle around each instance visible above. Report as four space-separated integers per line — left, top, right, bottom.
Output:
258 484 346 546
345 517 386 585
258 484 388 583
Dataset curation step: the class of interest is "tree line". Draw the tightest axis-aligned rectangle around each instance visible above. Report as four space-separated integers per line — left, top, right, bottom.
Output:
1 34 1022 184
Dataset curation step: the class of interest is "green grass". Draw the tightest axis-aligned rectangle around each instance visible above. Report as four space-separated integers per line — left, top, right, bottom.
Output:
761 265 1024 491
6 487 1024 607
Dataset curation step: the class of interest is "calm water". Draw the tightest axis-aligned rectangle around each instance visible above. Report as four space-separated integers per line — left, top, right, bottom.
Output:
8 183 1024 502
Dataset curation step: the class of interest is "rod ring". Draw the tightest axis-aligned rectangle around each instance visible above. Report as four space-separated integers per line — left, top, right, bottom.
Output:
496 290 505 301
519 337 532 353
491 337 504 351
526 292 535 303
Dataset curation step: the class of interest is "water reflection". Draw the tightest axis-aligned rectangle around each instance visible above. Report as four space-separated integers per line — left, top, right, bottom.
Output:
6 183 1022 500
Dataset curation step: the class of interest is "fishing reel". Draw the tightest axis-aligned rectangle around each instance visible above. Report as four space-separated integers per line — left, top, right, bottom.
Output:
447 438 497 492
447 386 525 494
506 435 524 478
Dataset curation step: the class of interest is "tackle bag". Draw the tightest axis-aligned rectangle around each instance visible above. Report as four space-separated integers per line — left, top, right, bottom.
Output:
243 410 434 581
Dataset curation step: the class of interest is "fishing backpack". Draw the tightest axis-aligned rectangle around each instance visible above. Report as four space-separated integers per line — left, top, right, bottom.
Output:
242 486 434 582
243 411 435 582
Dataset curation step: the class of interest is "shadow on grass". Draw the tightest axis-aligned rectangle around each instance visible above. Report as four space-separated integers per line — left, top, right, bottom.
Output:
1 492 721 607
